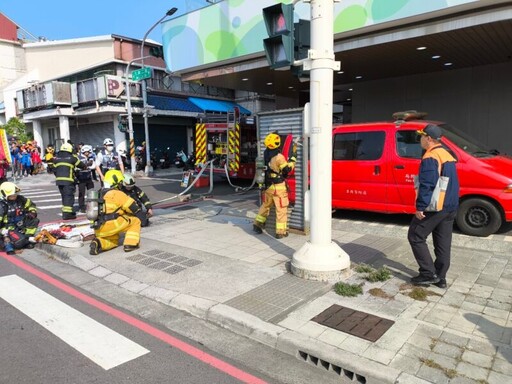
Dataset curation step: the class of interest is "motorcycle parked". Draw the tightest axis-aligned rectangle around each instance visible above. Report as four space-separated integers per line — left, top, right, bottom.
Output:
175 150 195 171
159 147 171 169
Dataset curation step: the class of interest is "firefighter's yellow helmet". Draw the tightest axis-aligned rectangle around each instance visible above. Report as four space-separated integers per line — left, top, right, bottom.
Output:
60 143 73 152
104 170 124 188
0 182 20 198
264 133 281 150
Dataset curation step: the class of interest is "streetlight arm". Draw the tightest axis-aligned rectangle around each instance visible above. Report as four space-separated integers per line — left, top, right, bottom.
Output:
140 8 177 66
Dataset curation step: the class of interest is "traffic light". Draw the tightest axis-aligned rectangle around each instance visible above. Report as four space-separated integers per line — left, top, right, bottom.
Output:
262 4 294 70
118 115 128 132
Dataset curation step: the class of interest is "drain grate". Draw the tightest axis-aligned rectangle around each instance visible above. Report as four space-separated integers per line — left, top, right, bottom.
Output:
312 305 394 342
181 259 202 267
126 254 148 262
168 255 188 263
125 250 202 274
143 249 165 256
298 350 366 383
154 252 178 260
148 261 173 270
164 265 186 274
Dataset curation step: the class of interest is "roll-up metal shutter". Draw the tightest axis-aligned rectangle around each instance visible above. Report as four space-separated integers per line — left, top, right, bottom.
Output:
257 108 306 233
71 122 116 149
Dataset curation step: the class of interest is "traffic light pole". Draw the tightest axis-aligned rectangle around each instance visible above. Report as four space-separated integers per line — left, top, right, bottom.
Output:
291 0 350 281
140 8 177 177
125 56 151 175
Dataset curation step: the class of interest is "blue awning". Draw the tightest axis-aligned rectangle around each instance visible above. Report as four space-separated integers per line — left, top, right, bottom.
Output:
148 95 203 113
188 97 251 115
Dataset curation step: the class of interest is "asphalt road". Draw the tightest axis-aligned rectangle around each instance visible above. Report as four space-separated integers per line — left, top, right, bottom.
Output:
0 251 345 384
18 171 255 224
0 254 267 383
16 169 512 235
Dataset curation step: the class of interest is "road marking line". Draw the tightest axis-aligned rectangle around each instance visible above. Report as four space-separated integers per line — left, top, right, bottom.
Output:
21 191 58 196
2 254 268 384
0 275 149 370
37 204 66 210
31 198 62 203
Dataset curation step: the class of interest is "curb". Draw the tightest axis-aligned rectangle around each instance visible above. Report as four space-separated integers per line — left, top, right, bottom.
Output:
38 242 408 384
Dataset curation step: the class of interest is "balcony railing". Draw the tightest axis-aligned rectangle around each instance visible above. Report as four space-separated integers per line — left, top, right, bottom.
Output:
16 81 72 113
71 75 141 107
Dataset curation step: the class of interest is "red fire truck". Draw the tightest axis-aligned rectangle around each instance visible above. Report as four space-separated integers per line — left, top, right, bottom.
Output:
194 109 257 180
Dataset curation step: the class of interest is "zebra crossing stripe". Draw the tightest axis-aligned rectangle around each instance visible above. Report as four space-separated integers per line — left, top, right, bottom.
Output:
32 198 62 203
0 275 150 370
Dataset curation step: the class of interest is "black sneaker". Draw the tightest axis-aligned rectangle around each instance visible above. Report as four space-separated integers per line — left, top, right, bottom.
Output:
410 274 440 285
434 279 447 289
89 239 101 255
275 232 289 239
253 224 263 234
124 244 139 252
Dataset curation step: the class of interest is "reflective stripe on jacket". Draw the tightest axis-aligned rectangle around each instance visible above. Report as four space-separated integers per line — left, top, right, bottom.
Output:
52 151 83 185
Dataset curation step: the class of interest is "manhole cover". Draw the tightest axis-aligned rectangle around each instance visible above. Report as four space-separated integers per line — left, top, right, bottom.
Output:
312 305 394 342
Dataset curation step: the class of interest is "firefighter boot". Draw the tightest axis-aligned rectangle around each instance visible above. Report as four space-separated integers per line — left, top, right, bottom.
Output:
253 224 263 234
124 244 139 252
89 239 102 255
63 212 77 220
275 232 289 239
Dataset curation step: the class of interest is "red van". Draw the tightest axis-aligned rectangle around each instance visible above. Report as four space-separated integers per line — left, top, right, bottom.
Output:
289 111 512 237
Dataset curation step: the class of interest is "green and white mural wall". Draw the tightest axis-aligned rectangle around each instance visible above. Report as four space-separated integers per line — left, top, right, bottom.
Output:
161 0 478 73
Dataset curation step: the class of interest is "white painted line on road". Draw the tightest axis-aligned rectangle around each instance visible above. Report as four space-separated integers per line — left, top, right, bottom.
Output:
0 275 149 370
37 204 64 210
23 191 60 196
31 198 62 203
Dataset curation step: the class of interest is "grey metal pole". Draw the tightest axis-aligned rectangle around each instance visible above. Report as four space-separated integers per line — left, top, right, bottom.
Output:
124 57 150 175
140 7 177 177
291 0 350 281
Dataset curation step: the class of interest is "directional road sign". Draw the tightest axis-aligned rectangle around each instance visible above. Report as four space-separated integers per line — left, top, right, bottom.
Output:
131 67 153 81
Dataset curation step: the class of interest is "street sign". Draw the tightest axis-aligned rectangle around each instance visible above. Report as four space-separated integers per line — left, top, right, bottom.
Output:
131 67 153 81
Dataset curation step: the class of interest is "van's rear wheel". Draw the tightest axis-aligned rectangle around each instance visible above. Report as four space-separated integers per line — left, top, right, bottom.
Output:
456 198 502 237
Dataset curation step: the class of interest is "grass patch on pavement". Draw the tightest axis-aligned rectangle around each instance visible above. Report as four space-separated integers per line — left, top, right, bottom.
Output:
354 263 374 273
334 282 363 297
420 358 458 379
354 264 392 282
366 267 392 282
368 288 394 300
399 284 442 301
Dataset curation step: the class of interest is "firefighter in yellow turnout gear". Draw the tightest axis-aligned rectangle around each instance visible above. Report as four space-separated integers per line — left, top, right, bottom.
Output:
253 133 296 239
89 170 144 255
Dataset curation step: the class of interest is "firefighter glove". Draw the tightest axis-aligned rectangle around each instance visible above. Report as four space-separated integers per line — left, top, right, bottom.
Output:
135 210 147 223
27 211 37 219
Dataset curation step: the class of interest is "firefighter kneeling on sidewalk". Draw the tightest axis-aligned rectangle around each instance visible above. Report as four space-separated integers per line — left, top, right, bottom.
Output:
0 182 39 254
88 170 145 255
253 132 296 239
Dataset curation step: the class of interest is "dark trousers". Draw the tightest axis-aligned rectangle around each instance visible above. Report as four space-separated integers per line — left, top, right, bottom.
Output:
408 210 456 279
58 184 76 214
78 179 94 210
